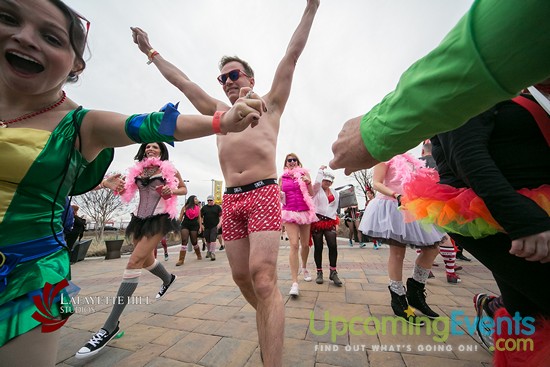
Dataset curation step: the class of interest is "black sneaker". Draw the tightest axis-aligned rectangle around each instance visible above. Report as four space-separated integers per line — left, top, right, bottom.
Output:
456 252 472 261
210 252 216 261
406 278 440 319
316 271 324 284
329 270 343 287
75 322 120 359
156 274 176 299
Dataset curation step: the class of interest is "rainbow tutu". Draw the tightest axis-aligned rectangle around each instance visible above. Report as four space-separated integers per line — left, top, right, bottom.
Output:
402 168 550 239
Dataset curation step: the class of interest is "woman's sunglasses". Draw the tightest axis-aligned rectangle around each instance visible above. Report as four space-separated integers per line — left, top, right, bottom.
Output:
287 158 298 163
217 69 250 85
66 5 91 45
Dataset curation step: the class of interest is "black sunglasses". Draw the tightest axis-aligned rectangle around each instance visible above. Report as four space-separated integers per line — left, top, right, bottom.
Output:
217 69 249 85
287 158 298 163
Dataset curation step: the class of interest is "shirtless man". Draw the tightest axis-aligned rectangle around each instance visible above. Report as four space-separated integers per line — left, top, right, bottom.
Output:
131 1 319 365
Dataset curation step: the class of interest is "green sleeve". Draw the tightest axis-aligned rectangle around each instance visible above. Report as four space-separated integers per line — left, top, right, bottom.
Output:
361 0 550 161
125 103 180 144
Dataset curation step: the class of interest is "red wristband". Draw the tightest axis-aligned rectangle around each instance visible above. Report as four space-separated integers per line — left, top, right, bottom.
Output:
147 51 159 65
212 111 226 135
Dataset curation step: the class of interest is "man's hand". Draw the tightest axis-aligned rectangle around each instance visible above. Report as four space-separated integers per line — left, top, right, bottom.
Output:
329 115 379 174
104 174 125 193
220 88 266 133
307 0 320 8
510 230 550 263
131 27 153 55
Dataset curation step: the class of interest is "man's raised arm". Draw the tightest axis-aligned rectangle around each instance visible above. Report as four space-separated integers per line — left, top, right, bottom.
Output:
131 27 224 115
267 0 319 114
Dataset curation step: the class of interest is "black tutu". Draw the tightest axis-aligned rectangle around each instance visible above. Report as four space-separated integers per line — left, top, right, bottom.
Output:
126 213 180 242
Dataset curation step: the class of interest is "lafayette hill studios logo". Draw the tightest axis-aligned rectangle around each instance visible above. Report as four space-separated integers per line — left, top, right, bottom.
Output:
31 280 70 333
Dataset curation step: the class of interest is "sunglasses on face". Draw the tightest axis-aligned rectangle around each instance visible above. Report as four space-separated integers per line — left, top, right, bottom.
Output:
217 69 249 85
287 158 298 163
207 199 214 202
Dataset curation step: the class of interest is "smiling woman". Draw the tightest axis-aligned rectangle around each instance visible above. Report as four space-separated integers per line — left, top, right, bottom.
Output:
6 51 46 74
0 0 265 365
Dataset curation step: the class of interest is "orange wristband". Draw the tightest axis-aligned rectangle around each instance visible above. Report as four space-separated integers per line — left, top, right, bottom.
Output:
147 51 159 65
212 111 226 135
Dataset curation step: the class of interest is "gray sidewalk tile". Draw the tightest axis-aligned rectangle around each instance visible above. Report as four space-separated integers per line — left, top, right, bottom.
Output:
57 242 496 366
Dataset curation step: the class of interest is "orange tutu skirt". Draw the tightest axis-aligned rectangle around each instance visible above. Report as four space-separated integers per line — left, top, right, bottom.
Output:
401 168 550 239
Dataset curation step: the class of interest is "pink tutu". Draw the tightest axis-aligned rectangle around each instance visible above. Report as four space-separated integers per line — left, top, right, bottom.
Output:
282 209 318 225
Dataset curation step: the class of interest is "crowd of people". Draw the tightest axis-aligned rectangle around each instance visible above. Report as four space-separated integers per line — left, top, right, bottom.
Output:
1 0 549 366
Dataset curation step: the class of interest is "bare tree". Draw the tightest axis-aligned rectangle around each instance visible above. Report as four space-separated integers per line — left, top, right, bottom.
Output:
73 187 127 243
352 169 374 201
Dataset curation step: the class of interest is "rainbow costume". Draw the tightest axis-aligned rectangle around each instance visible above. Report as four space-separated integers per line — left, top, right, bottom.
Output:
0 104 179 346
402 168 550 239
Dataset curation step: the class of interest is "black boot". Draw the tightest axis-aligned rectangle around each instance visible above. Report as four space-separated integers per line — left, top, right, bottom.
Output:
456 251 471 262
406 278 440 319
388 287 425 326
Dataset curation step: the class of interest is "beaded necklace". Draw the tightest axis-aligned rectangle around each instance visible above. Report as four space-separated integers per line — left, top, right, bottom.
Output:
0 91 67 128
141 166 160 178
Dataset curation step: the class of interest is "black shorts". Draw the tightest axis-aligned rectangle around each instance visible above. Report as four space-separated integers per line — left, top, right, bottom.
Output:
204 227 218 243
181 217 200 232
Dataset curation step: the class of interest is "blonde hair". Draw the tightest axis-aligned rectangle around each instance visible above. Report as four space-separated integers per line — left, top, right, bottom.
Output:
283 153 303 170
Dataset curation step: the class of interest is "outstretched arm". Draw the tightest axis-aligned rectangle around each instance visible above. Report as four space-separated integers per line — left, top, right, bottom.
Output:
131 27 225 115
267 0 319 114
80 89 264 162
330 1 550 173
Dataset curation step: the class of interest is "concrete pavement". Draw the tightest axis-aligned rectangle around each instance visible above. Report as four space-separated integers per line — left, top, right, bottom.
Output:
56 239 495 366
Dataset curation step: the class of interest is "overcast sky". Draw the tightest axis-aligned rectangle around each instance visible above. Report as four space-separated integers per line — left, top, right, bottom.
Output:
64 0 474 213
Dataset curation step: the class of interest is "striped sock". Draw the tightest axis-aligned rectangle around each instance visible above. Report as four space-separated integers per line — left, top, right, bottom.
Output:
440 246 456 274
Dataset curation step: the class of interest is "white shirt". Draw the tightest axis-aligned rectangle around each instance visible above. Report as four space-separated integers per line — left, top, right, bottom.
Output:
312 170 339 219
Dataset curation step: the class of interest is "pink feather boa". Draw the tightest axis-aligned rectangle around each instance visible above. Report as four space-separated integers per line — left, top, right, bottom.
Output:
281 167 318 225
387 153 426 185
121 157 179 219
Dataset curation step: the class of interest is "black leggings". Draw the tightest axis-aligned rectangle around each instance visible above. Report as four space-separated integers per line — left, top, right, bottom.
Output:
180 228 198 247
451 233 550 318
312 229 338 269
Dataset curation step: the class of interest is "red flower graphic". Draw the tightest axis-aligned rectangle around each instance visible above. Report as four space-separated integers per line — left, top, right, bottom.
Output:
31 279 70 333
